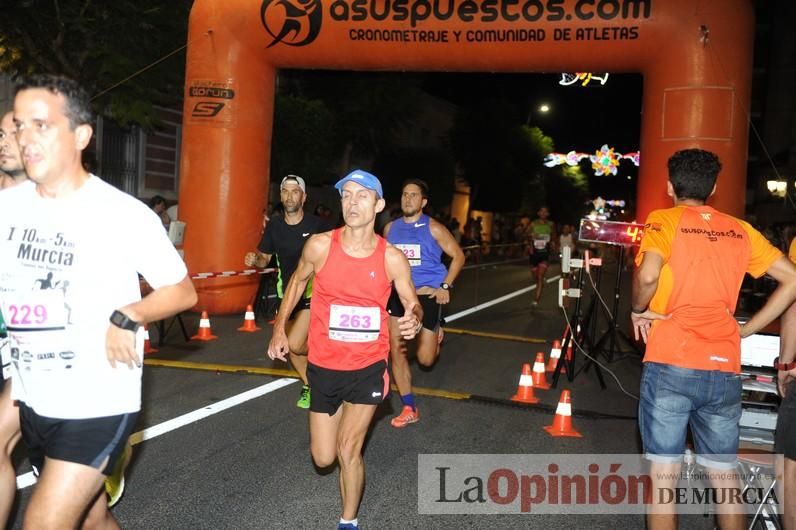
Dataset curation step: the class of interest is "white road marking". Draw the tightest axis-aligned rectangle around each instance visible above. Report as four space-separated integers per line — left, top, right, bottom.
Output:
16 270 559 489
16 377 297 490
444 275 561 323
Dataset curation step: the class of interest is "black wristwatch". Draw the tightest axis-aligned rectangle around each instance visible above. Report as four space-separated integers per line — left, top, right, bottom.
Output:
440 282 451 291
110 310 140 332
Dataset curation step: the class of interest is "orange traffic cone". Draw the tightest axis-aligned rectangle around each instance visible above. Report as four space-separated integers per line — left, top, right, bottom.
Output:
546 340 562 373
544 390 583 438
531 352 550 390
238 305 261 332
143 324 158 355
191 311 218 341
510 363 539 404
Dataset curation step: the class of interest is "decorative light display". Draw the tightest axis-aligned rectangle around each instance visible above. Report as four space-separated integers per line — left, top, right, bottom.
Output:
587 197 628 221
543 144 640 176
590 144 621 176
559 73 610 87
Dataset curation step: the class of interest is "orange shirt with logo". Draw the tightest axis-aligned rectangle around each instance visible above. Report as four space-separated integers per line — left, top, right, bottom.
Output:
636 205 781 373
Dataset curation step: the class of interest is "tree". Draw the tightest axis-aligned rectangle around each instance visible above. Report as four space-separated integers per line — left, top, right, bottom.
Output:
279 70 424 174
0 0 192 127
541 165 590 225
451 96 555 212
270 94 337 181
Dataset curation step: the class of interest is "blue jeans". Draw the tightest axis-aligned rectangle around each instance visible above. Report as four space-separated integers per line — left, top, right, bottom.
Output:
639 362 742 469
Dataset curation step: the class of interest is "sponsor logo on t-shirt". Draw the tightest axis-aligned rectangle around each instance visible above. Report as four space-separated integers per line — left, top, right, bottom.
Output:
679 226 743 243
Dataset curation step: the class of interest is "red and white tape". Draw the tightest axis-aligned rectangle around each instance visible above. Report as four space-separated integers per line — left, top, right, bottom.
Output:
190 268 275 280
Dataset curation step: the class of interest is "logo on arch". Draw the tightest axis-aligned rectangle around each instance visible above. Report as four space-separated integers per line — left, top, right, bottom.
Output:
260 0 323 48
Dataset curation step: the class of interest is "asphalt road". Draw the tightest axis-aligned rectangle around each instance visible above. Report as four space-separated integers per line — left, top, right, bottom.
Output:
8 259 723 529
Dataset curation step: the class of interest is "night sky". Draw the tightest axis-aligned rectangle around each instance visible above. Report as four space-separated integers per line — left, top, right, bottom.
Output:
421 71 643 204
280 68 644 206
423 71 643 155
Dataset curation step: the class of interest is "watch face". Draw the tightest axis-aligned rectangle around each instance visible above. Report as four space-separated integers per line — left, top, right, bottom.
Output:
111 310 137 331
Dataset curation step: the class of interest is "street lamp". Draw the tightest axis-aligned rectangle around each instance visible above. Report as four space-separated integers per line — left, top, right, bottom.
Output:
766 179 787 198
526 103 551 125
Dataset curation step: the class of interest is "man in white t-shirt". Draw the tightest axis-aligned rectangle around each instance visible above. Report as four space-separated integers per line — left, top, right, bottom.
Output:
0 109 26 527
0 74 197 529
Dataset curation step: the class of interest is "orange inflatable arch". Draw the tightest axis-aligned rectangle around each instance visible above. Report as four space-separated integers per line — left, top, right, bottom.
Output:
180 0 754 314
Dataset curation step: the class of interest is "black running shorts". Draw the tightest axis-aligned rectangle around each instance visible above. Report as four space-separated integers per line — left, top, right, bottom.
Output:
529 251 550 268
386 289 443 332
776 380 796 460
19 402 138 476
307 360 389 415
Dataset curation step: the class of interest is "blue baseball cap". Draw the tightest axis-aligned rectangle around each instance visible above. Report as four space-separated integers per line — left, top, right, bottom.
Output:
334 170 383 199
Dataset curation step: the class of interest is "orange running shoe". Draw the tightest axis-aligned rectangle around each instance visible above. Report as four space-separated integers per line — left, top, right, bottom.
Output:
391 405 420 428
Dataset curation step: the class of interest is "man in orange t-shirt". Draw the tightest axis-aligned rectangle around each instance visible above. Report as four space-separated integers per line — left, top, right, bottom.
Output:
631 149 796 530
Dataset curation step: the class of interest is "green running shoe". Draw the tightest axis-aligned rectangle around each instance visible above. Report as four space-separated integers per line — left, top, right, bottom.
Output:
296 385 311 409
105 438 132 508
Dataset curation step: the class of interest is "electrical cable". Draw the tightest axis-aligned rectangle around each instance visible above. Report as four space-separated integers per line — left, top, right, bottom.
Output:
91 43 189 101
560 300 640 402
585 264 615 322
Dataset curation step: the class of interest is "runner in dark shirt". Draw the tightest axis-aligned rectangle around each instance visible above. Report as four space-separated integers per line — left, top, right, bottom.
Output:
245 175 330 408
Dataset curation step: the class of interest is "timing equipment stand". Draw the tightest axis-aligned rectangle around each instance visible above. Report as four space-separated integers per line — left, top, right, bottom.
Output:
551 219 647 389
588 244 642 363
551 248 607 389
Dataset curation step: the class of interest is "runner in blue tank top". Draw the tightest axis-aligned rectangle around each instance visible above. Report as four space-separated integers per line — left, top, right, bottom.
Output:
384 179 465 428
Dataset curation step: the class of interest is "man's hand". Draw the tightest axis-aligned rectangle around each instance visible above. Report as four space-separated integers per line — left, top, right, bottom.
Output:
430 288 450 305
267 327 289 362
630 309 670 344
244 252 259 267
737 320 748 339
778 368 796 397
398 302 423 340
105 325 140 369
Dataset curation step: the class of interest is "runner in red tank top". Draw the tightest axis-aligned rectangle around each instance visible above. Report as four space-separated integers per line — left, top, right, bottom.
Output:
268 170 422 530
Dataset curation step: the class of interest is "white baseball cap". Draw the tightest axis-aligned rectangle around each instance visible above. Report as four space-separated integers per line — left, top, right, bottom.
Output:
280 174 306 192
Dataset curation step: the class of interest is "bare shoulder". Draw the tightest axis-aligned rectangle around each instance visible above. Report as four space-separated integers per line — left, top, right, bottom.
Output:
304 231 332 258
429 217 450 236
